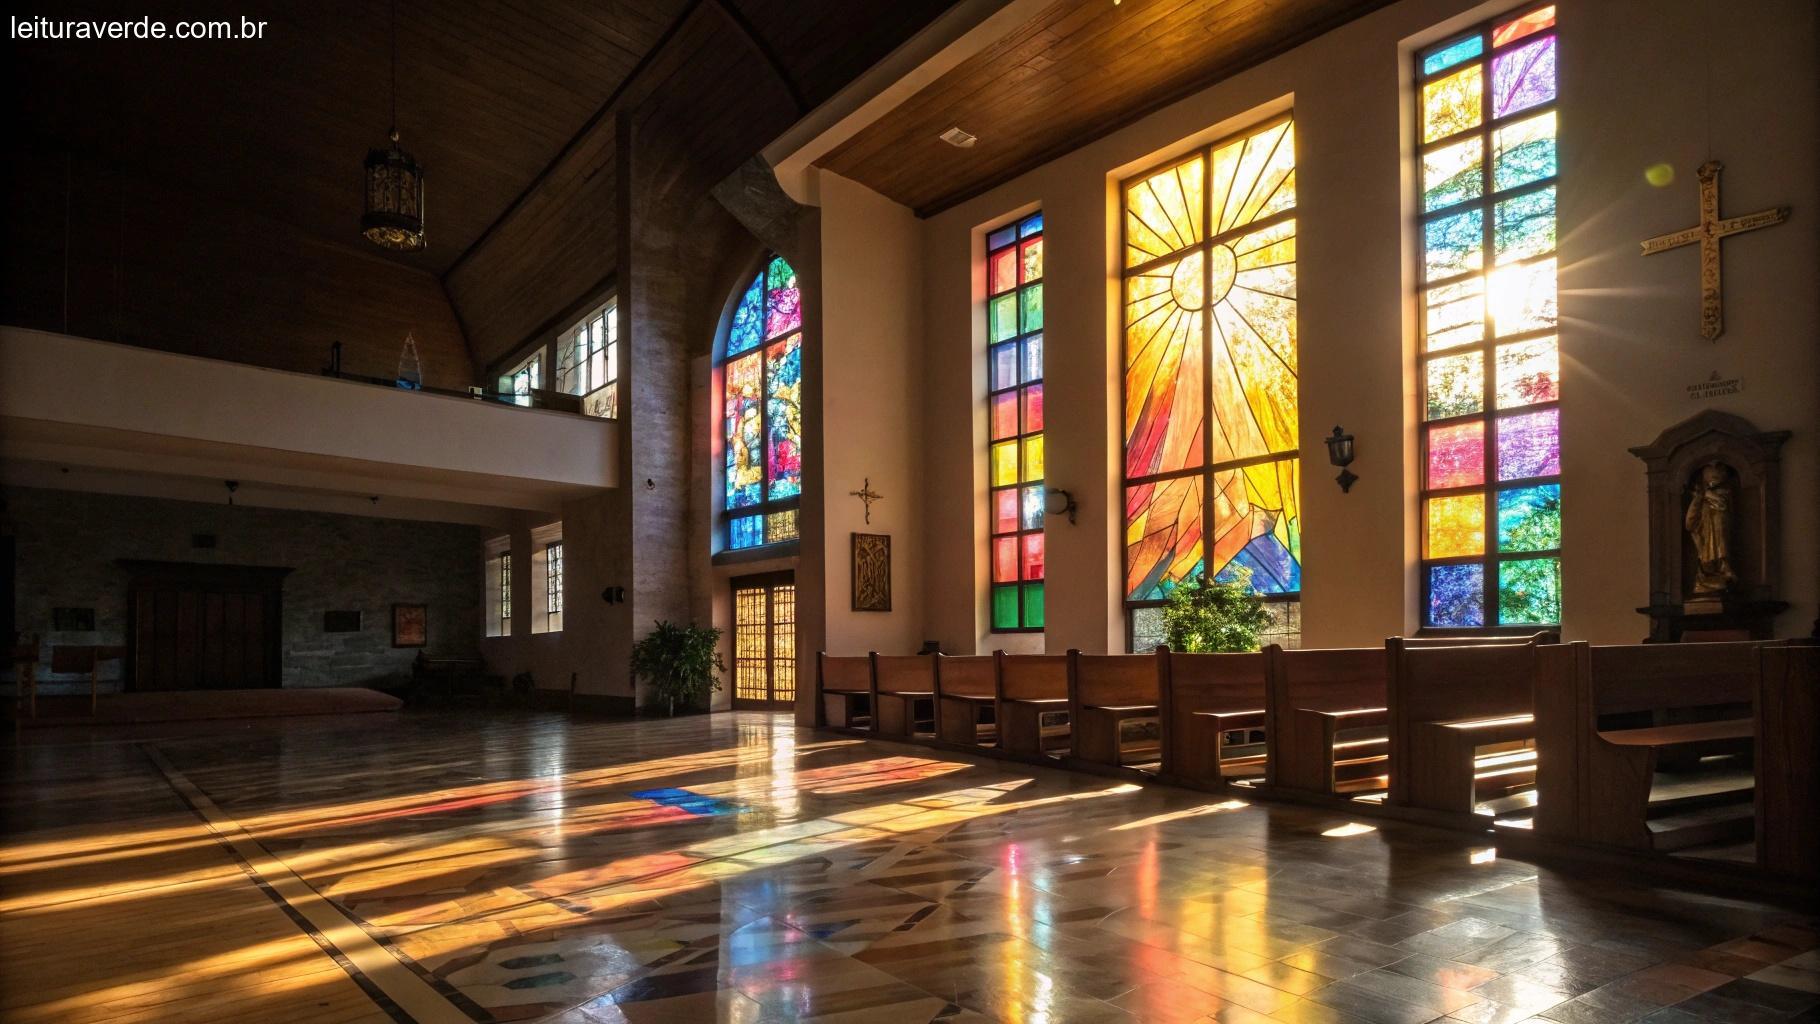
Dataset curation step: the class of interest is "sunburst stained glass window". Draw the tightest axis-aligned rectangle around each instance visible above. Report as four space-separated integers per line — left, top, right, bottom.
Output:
1122 115 1301 650
986 212 1046 632
1417 6 1560 629
720 255 802 551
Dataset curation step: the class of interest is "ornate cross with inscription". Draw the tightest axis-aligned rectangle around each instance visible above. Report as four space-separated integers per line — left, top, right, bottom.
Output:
1640 160 1789 341
849 478 882 524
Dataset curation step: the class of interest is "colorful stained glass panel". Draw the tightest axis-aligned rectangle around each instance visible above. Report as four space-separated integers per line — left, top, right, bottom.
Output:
1022 384 1044 432
987 225 1017 251
1424 35 1483 75
991 391 1018 440
1495 187 1556 263
991 441 1018 487
1425 352 1484 420
763 257 800 340
1125 254 1206 478
1423 137 1484 212
1495 338 1558 407
1427 421 1486 488
990 247 1018 295
724 352 763 509
1423 65 1483 143
1425 208 1484 279
1499 556 1561 623
1493 112 1556 191
994 489 1019 533
1126 157 1205 266
1021 533 1044 581
1020 213 1043 237
1022 435 1045 482
1022 583 1045 628
1021 237 1043 283
1498 483 1561 552
1428 563 1486 627
1424 277 1486 351
1125 476 1204 601
1023 334 1044 383
993 537 1018 583
991 586 1019 631
764 334 802 501
1210 460 1301 594
1426 493 1486 557
1489 257 1557 335
765 510 799 544
1021 486 1045 531
1493 5 1554 46
1497 408 1560 480
1492 36 1556 118
729 515 763 550
728 276 765 356
989 294 1018 343
991 343 1018 390
1020 284 1044 333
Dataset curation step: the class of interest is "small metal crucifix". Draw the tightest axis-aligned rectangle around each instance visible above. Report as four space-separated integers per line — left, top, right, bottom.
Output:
1640 160 1789 341
849 478 883 524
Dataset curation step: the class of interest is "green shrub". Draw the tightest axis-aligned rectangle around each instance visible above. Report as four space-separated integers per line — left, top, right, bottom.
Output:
1160 572 1271 653
629 620 725 715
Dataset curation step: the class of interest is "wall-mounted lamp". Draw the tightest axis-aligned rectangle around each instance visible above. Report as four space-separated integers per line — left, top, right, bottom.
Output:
1325 426 1357 492
1045 488 1079 525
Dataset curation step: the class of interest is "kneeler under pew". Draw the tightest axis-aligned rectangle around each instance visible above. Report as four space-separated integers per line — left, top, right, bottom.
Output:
871 653 935 739
995 652 1070 758
1534 640 1762 854
1265 646 1388 797
1387 637 1547 818
815 652 873 730
1159 648 1269 786
934 655 997 747
1068 651 1161 768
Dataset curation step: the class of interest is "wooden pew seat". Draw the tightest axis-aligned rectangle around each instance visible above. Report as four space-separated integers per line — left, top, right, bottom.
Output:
1162 650 1268 786
1599 719 1751 747
1069 653 1162 767
817 653 873 730
934 656 997 747
1267 647 1387 797
872 655 936 739
1390 639 1545 817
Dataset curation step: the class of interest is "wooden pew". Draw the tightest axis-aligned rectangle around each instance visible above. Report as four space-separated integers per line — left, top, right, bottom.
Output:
1161 649 1269 785
1756 644 1819 880
996 652 1070 757
1068 651 1161 767
872 654 935 739
934 655 997 747
1266 646 1388 796
816 652 873 730
1535 641 1760 852
50 645 127 715
1388 638 1543 816
10 635 40 718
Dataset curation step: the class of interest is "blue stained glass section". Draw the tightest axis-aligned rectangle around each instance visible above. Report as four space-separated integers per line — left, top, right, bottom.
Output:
728 274 765 356
1218 535 1302 595
987 225 1018 250
1423 36 1484 76
729 515 764 550
1020 486 1045 531
1427 563 1486 627
1019 213 1044 238
631 788 743 816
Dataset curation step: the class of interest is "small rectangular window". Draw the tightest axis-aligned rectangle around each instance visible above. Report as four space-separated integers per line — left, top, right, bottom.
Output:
484 536 512 637
531 523 565 634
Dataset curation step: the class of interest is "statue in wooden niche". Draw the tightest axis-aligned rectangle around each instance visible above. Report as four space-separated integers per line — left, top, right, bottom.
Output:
1684 461 1737 598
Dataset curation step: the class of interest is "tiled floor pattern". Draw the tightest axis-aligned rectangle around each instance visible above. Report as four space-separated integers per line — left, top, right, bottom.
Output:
3 710 1817 1023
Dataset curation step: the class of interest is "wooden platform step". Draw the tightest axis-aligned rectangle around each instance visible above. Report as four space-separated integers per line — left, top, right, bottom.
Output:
1649 801 1755 852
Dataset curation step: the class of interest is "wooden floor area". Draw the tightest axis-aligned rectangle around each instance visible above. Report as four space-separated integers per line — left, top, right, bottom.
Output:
3 710 1817 1023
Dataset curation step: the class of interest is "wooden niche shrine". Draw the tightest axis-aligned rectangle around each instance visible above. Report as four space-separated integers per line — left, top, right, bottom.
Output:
1629 410 1789 641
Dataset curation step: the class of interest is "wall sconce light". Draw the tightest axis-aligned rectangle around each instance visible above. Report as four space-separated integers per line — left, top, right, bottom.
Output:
1045 488 1079 525
1325 426 1357 492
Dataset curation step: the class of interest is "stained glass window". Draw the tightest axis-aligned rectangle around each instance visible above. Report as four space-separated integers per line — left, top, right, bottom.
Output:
1417 6 1560 628
720 255 803 550
987 213 1046 631
1121 116 1301 648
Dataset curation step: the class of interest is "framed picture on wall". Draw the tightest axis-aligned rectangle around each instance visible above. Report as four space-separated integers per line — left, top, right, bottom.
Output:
851 533 891 612
392 603 427 648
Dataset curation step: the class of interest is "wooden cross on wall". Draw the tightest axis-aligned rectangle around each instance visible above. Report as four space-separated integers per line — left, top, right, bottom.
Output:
1640 160 1790 341
849 479 882 524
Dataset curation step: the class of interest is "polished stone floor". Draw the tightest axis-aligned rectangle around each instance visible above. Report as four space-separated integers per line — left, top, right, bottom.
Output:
3 710 1817 1024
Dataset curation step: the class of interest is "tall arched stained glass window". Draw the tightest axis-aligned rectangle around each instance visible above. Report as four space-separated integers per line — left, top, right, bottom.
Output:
721 255 802 550
986 212 1045 632
1416 6 1560 628
1121 115 1302 650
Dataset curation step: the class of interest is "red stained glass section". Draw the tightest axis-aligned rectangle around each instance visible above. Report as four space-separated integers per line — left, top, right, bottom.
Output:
1021 533 1045 581
1427 421 1486 488
993 536 1019 583
992 392 1018 440
990 247 1019 296
1022 384 1044 433
993 489 1019 534
1493 5 1554 47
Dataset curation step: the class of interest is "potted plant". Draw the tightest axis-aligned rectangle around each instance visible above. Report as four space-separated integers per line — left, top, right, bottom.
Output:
629 620 725 716
1160 570 1271 653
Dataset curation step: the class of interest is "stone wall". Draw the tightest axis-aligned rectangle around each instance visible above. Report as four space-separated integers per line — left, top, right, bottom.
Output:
4 486 481 691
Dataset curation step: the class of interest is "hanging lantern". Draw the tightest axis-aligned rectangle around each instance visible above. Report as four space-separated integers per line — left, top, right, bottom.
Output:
361 0 424 252
362 130 425 251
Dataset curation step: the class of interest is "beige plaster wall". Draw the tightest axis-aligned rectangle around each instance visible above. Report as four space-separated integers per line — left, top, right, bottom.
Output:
898 0 1816 653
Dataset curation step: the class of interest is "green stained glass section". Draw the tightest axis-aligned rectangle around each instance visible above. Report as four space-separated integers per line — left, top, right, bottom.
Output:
1498 484 1561 552
1425 352 1484 420
1493 112 1557 191
1423 137 1483 212
1496 187 1556 264
991 585 1020 631
1022 582 1045 629
1499 556 1561 624
990 293 1018 343
1424 208 1484 279
1020 283 1044 333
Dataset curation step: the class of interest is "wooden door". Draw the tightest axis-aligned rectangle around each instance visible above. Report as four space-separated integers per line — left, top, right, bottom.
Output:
123 561 289 690
731 573 796 710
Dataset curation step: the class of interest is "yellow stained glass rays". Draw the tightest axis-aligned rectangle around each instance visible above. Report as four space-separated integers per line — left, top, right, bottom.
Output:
1125 157 1204 267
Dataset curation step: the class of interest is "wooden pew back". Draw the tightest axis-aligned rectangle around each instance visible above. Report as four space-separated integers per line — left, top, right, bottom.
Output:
1269 646 1386 713
1161 650 1267 775
937 656 995 699
1585 641 1758 715
998 653 1068 702
818 652 872 694
874 654 934 694
1757 644 1819 880
1071 653 1158 708
1390 639 1538 726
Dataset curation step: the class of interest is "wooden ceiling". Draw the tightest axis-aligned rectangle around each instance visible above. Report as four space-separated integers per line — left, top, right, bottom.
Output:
817 0 1394 215
7 0 690 277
